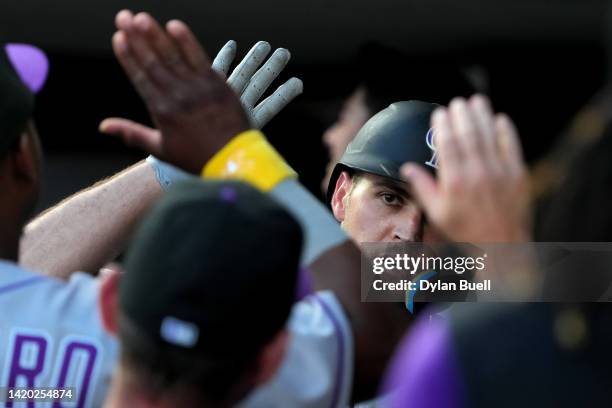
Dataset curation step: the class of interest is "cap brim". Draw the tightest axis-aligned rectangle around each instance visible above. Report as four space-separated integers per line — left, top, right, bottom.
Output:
5 43 48 93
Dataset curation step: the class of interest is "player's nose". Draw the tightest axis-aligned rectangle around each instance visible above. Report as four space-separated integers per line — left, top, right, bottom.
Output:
392 212 423 242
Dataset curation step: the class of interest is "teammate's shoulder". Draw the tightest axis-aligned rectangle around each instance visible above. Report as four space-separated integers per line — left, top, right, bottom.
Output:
0 259 98 289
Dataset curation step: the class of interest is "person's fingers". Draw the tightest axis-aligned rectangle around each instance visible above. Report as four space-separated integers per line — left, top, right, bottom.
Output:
401 163 440 220
211 40 237 77
252 77 303 128
100 116 163 156
448 97 483 160
469 94 497 159
495 113 525 174
123 12 176 87
431 107 462 182
241 48 291 109
99 117 159 139
227 41 271 94
115 9 134 32
166 19 211 74
112 31 164 104
135 13 191 78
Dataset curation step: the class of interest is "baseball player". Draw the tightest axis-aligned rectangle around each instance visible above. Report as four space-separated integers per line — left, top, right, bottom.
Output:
0 43 118 407
323 97 530 407
383 99 612 408
100 180 305 407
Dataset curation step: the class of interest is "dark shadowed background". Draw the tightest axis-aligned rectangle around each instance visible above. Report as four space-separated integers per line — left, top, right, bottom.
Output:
0 0 609 210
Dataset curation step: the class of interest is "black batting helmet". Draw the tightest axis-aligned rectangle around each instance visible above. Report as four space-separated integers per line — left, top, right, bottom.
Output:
326 100 439 205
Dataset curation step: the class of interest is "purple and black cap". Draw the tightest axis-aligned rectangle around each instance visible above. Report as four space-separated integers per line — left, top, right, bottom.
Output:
0 43 48 155
120 179 303 376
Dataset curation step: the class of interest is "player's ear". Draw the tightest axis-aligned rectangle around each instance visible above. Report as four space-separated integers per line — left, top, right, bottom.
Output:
99 263 123 335
253 329 289 386
331 171 352 222
10 125 41 185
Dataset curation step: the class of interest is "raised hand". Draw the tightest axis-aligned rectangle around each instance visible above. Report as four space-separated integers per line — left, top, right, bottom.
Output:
107 10 250 173
401 95 531 243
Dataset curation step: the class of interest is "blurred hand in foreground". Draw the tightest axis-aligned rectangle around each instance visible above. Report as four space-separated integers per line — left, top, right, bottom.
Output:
402 95 531 243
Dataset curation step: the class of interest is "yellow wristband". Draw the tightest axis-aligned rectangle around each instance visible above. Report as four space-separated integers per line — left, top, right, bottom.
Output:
201 130 297 191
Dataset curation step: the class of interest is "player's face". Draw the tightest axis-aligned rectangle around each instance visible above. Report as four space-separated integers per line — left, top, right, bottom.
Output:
332 172 423 243
321 87 371 192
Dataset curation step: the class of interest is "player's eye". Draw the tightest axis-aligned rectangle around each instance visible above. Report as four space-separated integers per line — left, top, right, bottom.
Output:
380 192 403 207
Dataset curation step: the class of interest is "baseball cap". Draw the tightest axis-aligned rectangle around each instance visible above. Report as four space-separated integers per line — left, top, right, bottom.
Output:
326 100 439 205
121 179 303 362
0 43 49 155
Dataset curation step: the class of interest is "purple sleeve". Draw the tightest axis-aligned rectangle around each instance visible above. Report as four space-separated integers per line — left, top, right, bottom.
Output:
382 315 466 408
294 267 314 301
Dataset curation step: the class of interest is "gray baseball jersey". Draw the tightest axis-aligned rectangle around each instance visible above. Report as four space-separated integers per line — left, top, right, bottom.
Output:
241 291 353 408
0 260 117 408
